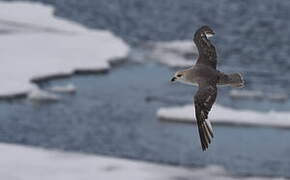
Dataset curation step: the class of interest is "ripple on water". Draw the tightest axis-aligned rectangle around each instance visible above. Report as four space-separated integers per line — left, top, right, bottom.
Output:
0 63 290 178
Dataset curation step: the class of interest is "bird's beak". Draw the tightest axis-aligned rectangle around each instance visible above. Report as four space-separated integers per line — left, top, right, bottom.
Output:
171 77 177 82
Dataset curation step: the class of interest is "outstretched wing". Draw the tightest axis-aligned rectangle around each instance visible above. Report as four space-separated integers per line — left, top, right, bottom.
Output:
195 35 217 69
194 82 217 151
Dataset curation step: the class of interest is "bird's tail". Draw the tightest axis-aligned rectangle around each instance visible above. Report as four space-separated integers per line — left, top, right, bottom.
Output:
218 73 244 88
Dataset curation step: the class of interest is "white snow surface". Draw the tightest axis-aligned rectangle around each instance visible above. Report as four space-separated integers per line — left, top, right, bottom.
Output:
0 143 285 180
0 1 129 97
158 104 290 128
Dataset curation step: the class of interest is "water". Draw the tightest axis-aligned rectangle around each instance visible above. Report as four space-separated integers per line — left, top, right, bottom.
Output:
1 0 290 177
4 0 290 75
0 63 290 177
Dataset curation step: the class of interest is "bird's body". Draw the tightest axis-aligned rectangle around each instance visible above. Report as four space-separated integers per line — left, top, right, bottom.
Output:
177 65 242 87
171 26 244 151
178 65 219 86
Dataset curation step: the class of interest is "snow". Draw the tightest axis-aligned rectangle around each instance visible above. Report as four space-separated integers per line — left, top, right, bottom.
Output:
0 1 129 98
157 104 290 128
0 143 285 180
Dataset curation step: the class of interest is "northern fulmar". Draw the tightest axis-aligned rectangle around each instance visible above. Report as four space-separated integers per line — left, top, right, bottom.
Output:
171 26 244 151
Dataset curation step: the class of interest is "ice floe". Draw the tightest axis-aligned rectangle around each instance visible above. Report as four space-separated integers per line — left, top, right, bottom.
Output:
129 40 197 67
50 83 76 94
229 90 288 102
28 86 59 102
152 40 197 56
0 1 129 98
0 143 285 180
229 90 264 99
157 104 290 128
150 40 197 67
267 93 288 101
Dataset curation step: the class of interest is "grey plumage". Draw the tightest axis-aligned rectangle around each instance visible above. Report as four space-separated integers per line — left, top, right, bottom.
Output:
171 26 244 151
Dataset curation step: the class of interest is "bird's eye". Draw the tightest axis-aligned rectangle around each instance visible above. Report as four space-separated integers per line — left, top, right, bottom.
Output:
177 74 182 77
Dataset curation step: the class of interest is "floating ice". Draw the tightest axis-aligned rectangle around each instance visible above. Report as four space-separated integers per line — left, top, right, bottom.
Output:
229 90 288 102
0 143 285 180
27 86 59 102
229 90 264 99
152 41 197 67
267 93 288 102
0 1 129 98
157 104 290 128
144 40 197 67
50 83 76 94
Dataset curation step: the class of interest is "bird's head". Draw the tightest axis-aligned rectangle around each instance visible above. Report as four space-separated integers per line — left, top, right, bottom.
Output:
193 25 215 40
171 70 186 83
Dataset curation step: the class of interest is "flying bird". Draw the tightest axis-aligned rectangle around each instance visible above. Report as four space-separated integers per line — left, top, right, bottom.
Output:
171 26 244 151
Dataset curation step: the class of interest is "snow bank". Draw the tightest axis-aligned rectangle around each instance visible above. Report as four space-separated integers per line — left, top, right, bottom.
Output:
0 143 284 180
0 1 129 98
158 104 290 128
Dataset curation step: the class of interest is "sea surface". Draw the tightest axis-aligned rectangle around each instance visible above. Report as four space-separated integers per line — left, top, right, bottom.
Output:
0 64 289 177
1 0 290 178
4 0 290 75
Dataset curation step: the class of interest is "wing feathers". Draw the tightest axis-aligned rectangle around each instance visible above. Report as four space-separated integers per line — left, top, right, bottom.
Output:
197 121 207 150
205 119 214 138
194 84 217 151
197 120 213 151
203 124 211 144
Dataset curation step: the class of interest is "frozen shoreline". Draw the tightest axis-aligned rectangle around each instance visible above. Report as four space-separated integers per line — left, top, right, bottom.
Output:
157 104 290 128
0 1 129 98
0 143 285 180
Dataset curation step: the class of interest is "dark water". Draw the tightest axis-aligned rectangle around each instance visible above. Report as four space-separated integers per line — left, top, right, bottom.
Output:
4 0 290 99
4 0 290 76
0 63 290 177
1 0 290 177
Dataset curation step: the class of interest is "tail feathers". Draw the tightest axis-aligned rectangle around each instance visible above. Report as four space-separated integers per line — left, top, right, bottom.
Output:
228 73 244 88
198 120 214 151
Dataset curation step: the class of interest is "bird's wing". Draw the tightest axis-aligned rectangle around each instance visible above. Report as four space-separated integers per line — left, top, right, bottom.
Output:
195 35 217 69
194 81 217 151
